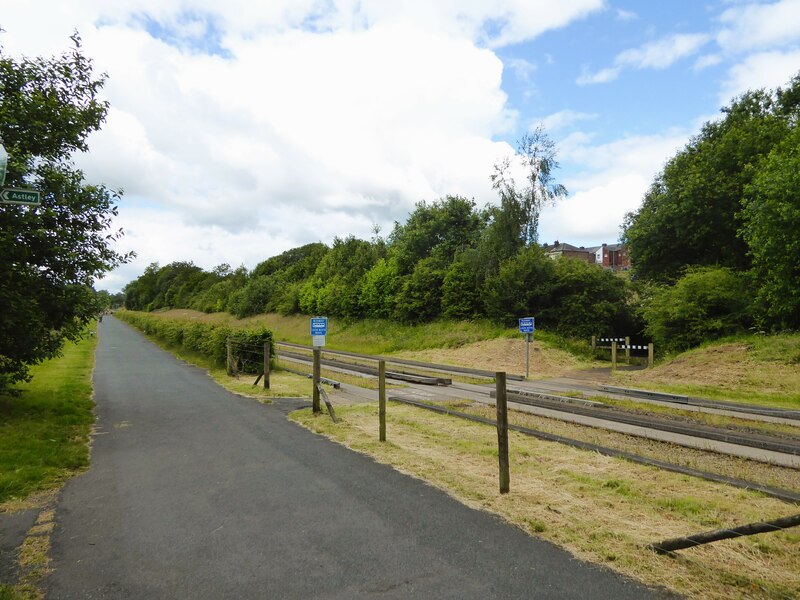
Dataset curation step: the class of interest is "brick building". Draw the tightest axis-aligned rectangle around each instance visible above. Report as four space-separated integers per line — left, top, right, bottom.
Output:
542 241 631 271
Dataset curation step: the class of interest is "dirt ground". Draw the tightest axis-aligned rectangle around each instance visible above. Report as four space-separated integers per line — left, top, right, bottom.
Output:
391 338 595 379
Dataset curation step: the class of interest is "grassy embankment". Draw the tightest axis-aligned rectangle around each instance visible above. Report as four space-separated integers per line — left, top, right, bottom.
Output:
0 328 98 600
616 334 800 410
130 309 597 379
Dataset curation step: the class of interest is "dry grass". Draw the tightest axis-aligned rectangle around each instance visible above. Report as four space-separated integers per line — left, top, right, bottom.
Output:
463 403 800 494
582 395 800 439
390 337 594 379
4 507 57 600
292 403 800 599
617 342 800 410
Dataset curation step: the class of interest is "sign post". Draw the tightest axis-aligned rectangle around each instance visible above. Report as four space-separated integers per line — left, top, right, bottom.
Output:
310 316 328 347
0 188 41 206
0 138 8 186
518 317 535 378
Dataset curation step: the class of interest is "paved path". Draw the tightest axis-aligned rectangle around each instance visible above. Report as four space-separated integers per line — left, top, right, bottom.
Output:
46 317 669 599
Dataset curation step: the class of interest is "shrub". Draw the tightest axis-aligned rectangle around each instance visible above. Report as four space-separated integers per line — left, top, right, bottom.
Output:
117 311 272 370
639 266 753 352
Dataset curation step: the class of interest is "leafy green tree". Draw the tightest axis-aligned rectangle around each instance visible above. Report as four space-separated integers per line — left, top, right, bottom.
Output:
389 196 485 274
393 257 446 323
359 257 401 319
441 256 484 320
483 246 555 326
639 267 753 352
741 125 800 329
0 35 131 391
490 127 567 246
623 77 799 283
543 258 630 338
299 236 378 316
124 262 160 310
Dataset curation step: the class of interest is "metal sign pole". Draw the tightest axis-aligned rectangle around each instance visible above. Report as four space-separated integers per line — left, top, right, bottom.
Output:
525 333 530 378
519 317 535 379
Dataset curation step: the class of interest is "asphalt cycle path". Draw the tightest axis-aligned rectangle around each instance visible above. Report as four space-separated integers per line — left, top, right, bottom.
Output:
45 316 671 599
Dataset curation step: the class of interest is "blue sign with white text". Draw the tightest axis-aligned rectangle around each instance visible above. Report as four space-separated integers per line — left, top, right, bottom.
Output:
519 317 535 334
310 317 328 336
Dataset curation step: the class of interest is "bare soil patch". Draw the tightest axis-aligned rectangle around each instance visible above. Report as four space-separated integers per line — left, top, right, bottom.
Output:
391 337 593 379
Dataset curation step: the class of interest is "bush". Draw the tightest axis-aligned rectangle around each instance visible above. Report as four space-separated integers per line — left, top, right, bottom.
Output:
394 257 446 323
117 311 272 370
639 266 753 353
543 258 630 338
483 246 554 326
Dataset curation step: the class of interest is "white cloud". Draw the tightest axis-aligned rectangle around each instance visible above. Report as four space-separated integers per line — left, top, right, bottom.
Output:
576 66 621 85
616 8 638 22
537 109 597 132
539 130 688 245
717 0 800 53
577 32 709 85
694 53 722 71
71 21 518 214
616 33 710 69
720 49 800 102
506 57 537 82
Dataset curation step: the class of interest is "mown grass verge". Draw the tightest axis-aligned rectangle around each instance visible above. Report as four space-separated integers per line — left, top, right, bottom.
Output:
0 330 97 507
0 328 98 600
291 403 800 600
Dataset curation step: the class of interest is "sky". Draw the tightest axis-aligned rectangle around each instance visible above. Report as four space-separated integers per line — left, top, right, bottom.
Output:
3 0 800 292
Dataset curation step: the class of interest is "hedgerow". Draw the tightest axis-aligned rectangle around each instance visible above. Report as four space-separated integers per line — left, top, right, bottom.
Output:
117 311 272 370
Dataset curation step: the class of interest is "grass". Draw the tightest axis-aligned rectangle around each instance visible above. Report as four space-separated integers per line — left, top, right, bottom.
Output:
460 401 800 493
0 330 98 600
617 334 800 410
142 309 531 354
291 402 800 599
583 395 800 438
0 330 97 507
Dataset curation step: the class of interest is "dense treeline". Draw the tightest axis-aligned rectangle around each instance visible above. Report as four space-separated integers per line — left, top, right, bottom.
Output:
623 73 800 350
124 195 635 339
124 73 800 353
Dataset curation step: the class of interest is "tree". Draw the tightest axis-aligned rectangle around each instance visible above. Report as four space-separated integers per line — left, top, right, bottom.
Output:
389 196 485 274
490 126 567 247
638 267 753 352
0 34 131 391
623 77 799 283
299 236 378 316
741 125 800 329
483 246 555 326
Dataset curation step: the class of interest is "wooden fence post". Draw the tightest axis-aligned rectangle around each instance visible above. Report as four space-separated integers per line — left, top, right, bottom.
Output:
625 336 631 364
591 335 596 352
226 337 233 376
312 348 321 414
379 360 386 442
648 343 654 369
611 341 617 372
263 341 271 390
496 372 510 494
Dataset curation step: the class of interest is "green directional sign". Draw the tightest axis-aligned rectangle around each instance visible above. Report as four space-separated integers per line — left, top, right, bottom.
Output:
0 187 41 206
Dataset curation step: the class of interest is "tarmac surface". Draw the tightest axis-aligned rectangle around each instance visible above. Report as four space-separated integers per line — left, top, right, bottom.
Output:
44 316 672 599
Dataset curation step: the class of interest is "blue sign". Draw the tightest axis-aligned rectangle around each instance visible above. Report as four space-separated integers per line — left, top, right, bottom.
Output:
310 317 328 336
519 317 535 334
